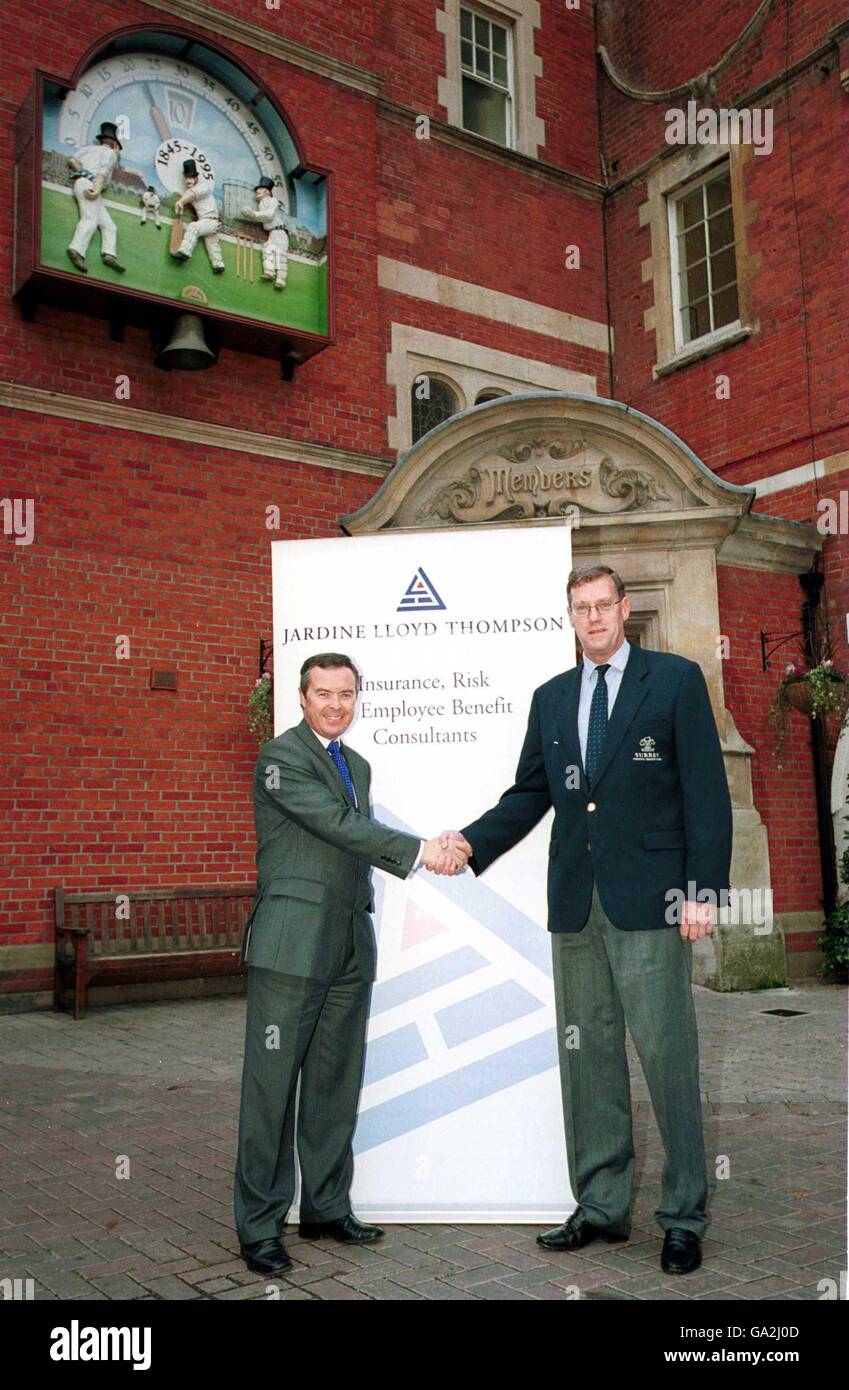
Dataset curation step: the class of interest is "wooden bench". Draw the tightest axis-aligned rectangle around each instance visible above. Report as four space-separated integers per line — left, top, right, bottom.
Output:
54 885 255 1019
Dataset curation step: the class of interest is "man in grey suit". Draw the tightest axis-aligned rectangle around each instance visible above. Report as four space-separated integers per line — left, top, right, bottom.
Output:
441 564 732 1275
234 651 467 1275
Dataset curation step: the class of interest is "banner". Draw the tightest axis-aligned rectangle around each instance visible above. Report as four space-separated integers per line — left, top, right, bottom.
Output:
272 524 575 1220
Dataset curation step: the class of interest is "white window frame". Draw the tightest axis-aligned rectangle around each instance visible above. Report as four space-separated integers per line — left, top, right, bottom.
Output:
640 142 758 377
459 3 515 149
667 163 741 355
436 0 545 162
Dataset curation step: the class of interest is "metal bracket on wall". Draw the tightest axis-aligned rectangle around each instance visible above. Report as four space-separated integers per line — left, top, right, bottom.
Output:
760 628 805 672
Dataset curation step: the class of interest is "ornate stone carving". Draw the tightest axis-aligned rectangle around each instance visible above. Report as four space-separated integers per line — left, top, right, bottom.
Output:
599 457 672 509
416 435 676 524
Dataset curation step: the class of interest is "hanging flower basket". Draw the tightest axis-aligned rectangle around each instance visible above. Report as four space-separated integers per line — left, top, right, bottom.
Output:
248 674 274 746
783 680 816 715
770 660 848 760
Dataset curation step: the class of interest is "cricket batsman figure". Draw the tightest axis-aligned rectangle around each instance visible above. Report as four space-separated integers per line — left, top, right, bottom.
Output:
140 186 161 229
240 176 289 289
171 158 224 273
66 121 126 274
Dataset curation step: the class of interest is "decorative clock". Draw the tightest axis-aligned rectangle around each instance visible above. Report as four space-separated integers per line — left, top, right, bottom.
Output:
14 26 333 374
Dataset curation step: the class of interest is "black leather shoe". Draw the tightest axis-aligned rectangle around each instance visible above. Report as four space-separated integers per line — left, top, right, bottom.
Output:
661 1229 702 1274
240 1235 292 1274
298 1214 384 1243
536 1207 630 1250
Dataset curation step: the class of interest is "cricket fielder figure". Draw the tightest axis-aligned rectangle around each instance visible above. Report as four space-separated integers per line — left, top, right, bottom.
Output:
66 121 126 274
171 158 224 273
140 186 162 229
240 176 289 290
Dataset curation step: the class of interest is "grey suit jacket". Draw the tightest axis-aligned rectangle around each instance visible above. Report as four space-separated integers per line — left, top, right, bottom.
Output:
240 719 420 981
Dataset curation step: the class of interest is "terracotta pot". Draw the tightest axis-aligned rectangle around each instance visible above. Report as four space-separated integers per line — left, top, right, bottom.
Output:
784 680 815 715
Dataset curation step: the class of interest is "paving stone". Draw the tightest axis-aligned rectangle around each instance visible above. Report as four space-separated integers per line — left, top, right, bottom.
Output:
350 1279 426 1300
131 1275 204 1299
24 1266 95 1299
84 1272 151 1299
307 1278 369 1300
441 1261 526 1289
0 983 843 1301
496 1265 580 1293
460 1242 550 1272
529 1281 583 1300
411 1279 480 1300
177 1260 249 1284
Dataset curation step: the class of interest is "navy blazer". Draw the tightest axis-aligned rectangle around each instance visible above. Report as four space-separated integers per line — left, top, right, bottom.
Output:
462 645 733 932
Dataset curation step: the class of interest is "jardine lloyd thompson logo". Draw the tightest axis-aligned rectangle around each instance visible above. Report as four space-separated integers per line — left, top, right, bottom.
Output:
396 567 446 613
277 568 565 645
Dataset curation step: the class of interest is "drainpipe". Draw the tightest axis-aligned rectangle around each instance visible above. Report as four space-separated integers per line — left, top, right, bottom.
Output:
799 569 836 915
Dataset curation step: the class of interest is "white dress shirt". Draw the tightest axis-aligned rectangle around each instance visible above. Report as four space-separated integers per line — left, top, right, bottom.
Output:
577 639 631 771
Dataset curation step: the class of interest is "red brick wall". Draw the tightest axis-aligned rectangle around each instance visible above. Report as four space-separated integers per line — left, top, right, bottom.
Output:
1 1 612 992
599 0 849 937
605 68 849 486
378 0 601 182
718 562 829 917
2 0 845 991
2 410 377 965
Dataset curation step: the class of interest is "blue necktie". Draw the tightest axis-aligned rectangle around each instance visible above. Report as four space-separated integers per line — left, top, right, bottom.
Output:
585 664 610 785
328 740 357 806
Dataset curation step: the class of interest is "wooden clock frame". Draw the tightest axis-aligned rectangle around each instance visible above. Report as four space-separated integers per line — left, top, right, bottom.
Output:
13 23 336 379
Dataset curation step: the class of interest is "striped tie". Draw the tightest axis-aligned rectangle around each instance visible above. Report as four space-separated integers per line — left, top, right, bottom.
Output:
328 740 357 806
585 664 610 785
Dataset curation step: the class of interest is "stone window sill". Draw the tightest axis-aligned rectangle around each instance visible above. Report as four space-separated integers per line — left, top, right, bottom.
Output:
653 321 756 379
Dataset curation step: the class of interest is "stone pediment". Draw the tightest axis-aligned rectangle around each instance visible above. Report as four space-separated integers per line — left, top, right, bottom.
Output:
417 432 691 525
343 392 750 535
341 393 821 574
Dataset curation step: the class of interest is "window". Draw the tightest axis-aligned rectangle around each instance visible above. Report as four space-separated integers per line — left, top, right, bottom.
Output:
411 376 461 443
640 143 757 376
669 166 740 349
460 6 512 147
387 323 594 453
437 0 544 160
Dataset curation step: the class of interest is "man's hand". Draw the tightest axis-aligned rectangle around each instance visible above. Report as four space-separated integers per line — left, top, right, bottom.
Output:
679 900 717 941
433 830 473 875
421 835 469 876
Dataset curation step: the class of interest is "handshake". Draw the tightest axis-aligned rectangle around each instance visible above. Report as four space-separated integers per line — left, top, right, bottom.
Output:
420 831 473 876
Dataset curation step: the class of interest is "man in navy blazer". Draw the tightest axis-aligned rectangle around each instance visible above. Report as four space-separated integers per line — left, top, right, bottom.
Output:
445 563 732 1274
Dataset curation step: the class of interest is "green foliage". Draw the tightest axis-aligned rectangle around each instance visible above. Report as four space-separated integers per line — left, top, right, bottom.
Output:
769 659 847 761
819 906 849 980
248 675 274 746
819 821 849 982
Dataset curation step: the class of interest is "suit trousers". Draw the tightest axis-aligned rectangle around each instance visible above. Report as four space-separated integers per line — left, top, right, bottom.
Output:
551 883 708 1237
234 938 370 1243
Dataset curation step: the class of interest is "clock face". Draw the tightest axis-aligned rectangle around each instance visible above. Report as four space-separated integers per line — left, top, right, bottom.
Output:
38 46 328 336
56 52 288 207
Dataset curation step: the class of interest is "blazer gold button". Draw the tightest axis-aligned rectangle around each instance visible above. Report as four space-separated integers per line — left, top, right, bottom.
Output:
587 801 597 812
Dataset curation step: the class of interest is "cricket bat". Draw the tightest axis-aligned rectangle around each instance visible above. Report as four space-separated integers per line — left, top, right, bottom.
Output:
169 213 185 254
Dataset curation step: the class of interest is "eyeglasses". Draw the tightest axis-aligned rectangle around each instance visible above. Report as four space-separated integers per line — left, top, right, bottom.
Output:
569 598 623 618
